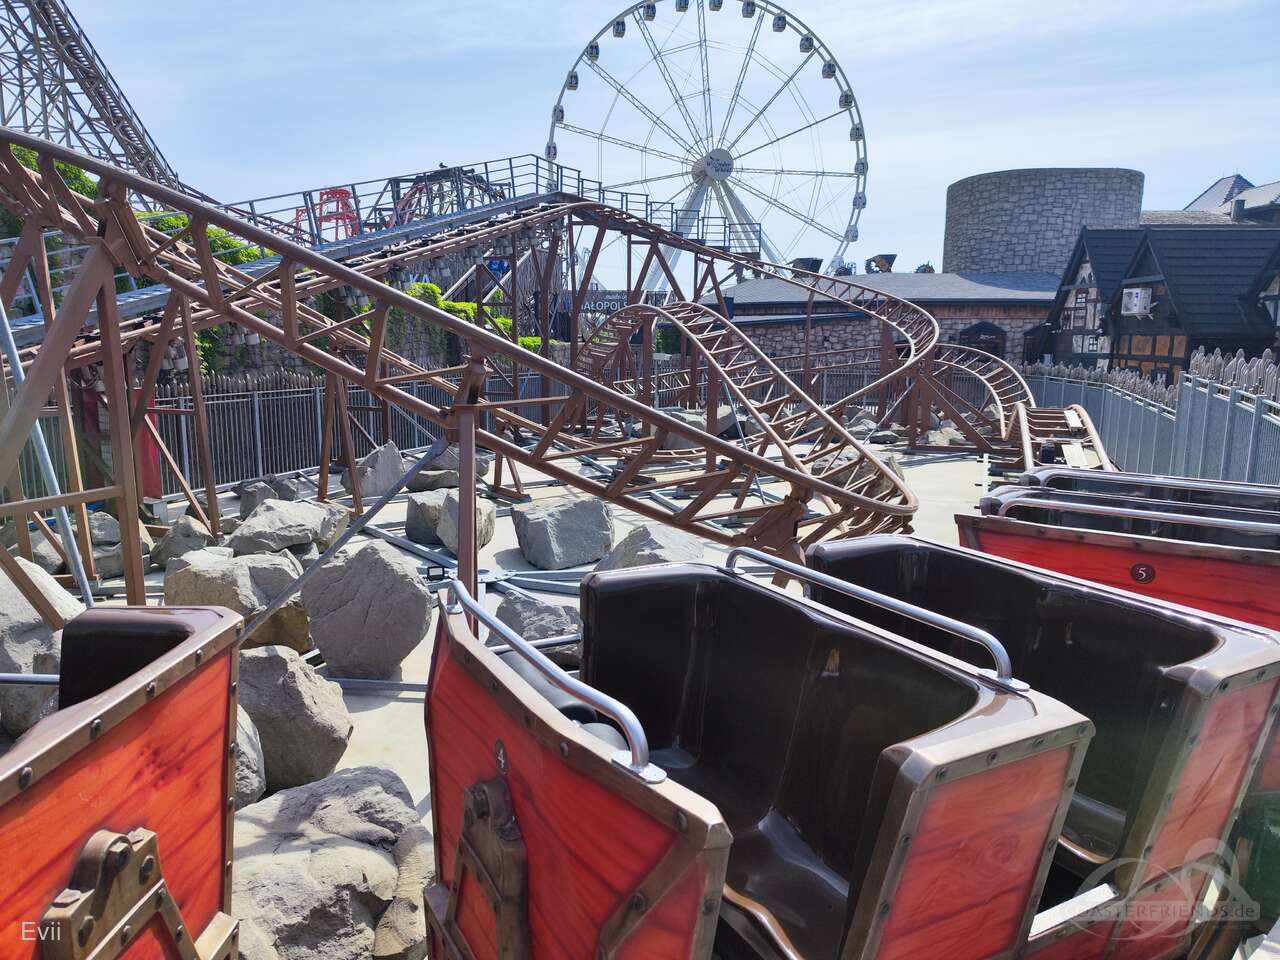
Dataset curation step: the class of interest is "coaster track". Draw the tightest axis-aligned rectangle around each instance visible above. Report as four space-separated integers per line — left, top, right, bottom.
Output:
0 131 922 566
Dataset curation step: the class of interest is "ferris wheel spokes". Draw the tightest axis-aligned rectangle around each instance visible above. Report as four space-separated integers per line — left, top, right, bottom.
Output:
726 176 844 244
724 51 814 152
633 12 707 150
557 122 688 166
717 12 766 145
585 59 699 156
548 0 866 271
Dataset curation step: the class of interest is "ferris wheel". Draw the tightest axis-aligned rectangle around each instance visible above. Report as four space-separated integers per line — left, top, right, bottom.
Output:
546 0 866 272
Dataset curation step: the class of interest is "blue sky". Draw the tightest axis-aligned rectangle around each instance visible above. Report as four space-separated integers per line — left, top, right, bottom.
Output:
78 0 1279 271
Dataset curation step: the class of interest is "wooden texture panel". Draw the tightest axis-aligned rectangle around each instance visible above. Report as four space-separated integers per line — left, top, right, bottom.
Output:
1027 925 1115 960
967 528 1280 630
1144 679 1278 885
876 747 1072 960
0 648 232 959
1109 876 1208 960
427 637 706 958
1256 728 1280 793
617 864 706 960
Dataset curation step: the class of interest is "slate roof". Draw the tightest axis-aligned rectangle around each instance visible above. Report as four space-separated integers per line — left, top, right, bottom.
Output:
699 271 1060 310
1141 210 1233 225
1047 228 1144 327
1219 180 1280 213
1078 229 1146 302
1129 226 1280 337
1185 174 1254 211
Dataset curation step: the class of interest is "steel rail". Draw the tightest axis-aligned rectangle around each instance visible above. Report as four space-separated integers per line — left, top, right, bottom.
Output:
1024 468 1280 499
994 496 1280 534
724 545 1019 684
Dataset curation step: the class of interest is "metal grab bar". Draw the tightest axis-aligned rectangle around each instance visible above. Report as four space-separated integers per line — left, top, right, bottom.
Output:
1027 467 1280 499
442 579 665 784
997 497 1280 535
0 673 58 686
725 547 1017 683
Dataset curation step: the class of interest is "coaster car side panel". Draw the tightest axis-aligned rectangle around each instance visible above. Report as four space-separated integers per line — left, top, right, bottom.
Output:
579 562 1091 960
955 512 1280 631
425 609 730 960
0 606 242 960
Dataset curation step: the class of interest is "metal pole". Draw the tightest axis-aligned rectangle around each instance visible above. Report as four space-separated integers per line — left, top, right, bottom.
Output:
456 405 479 629
0 300 93 606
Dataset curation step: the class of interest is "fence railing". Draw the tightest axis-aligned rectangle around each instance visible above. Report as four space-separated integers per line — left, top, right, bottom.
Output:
1027 375 1280 484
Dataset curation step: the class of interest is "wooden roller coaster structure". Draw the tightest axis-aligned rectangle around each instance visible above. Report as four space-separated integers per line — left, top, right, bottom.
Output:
0 130 1102 624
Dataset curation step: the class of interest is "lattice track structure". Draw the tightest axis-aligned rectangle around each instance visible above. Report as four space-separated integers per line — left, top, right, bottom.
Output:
0 0 178 186
768 335 1045 454
0 132 939 620
576 300 912 538
1002 402 1115 473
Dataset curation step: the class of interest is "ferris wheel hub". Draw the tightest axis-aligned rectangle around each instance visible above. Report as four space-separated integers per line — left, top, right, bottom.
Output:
692 147 734 183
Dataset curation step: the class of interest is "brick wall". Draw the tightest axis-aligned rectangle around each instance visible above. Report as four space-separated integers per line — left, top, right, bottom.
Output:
734 302 1051 362
943 168 1144 274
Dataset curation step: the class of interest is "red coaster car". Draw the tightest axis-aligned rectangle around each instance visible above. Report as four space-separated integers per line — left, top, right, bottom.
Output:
806 535 1280 960
425 560 1091 959
957 469 1280 630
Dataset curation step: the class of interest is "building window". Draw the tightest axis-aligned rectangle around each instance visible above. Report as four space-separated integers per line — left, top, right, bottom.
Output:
957 321 1007 358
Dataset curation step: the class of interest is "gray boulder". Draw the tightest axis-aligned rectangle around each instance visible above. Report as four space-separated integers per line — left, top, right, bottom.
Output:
495 593 582 668
425 444 493 479
165 545 234 576
83 511 121 545
373 824 433 960
238 646 353 790
512 497 613 570
235 705 266 809
658 405 735 450
405 491 494 554
230 499 349 556
239 481 277 520
0 556 84 736
165 551 309 651
403 490 448 546
436 491 496 555
29 535 65 575
27 511 140 576
343 441 407 499
595 524 704 571
233 766 426 960
266 476 301 501
405 468 458 492
869 429 900 444
924 427 965 447
151 514 217 567
495 593 581 641
303 541 432 679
